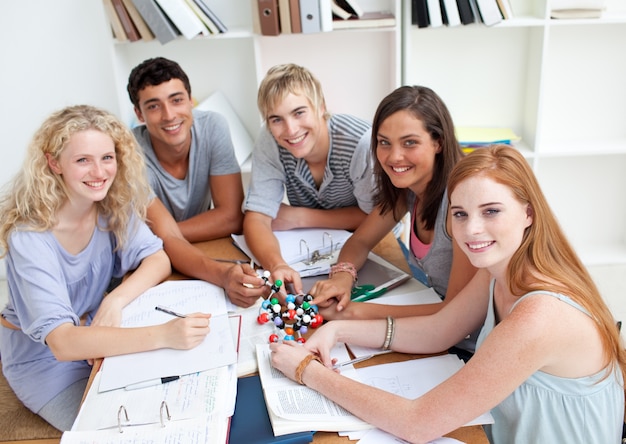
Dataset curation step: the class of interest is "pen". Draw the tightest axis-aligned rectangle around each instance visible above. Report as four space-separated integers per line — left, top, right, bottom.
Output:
124 376 180 391
155 305 187 318
332 350 393 369
212 258 250 265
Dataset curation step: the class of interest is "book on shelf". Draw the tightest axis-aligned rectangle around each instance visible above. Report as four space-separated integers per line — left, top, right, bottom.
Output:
473 0 503 25
278 0 292 33
550 0 606 16
412 0 430 28
551 8 604 18
332 10 395 29
456 126 520 152
289 0 302 32
103 0 129 41
333 0 363 17
154 0 209 39
121 0 155 40
426 0 444 27
111 0 142 41
299 0 322 33
331 0 352 19
495 0 513 19
192 0 227 32
132 0 180 44
441 0 461 26
257 0 281 35
456 0 476 24
184 0 220 34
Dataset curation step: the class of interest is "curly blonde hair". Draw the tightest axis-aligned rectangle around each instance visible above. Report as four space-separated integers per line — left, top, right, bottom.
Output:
0 104 152 257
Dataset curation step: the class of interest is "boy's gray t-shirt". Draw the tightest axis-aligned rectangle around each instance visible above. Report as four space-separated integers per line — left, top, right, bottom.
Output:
133 110 240 221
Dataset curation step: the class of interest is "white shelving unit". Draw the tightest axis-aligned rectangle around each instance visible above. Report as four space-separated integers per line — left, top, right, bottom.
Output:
108 0 402 145
402 0 626 268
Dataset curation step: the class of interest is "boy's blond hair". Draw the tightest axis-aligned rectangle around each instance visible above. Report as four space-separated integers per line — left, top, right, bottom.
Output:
257 63 330 123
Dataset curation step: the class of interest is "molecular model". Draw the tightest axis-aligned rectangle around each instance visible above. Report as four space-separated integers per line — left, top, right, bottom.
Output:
256 270 323 343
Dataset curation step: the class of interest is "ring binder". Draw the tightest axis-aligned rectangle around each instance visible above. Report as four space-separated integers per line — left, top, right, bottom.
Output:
116 401 170 433
300 231 336 265
160 400 170 428
117 405 129 433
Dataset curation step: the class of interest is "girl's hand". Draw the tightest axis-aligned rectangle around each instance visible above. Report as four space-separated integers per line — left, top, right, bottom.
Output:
310 273 353 312
269 340 313 381
163 313 212 350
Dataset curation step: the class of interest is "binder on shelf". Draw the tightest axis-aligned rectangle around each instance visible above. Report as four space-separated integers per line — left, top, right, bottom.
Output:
132 0 179 44
474 0 502 25
154 0 209 39
258 0 281 35
121 0 155 40
299 0 322 34
111 0 142 41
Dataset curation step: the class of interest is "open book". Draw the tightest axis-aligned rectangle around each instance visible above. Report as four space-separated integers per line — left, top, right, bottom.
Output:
256 344 372 436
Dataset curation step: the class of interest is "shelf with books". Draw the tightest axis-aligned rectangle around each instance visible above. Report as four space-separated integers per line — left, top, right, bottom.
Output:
402 0 626 268
107 0 402 163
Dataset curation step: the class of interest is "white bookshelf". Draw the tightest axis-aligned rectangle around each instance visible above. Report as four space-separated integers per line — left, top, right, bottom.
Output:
402 0 626 267
108 0 402 148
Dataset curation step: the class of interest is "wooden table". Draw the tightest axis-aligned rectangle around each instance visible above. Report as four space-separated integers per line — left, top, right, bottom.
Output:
48 232 487 444
179 233 489 443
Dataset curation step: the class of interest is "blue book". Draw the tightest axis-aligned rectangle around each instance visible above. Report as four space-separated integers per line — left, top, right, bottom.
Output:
229 375 315 444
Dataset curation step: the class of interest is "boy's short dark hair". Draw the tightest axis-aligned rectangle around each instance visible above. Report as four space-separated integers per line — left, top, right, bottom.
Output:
127 57 192 108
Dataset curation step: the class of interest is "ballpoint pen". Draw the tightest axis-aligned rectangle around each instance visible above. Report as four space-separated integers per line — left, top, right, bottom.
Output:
332 350 393 369
124 376 180 391
155 305 187 318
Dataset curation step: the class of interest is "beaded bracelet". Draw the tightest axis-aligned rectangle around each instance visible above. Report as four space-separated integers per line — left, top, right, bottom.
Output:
295 353 322 385
329 262 358 282
381 316 395 351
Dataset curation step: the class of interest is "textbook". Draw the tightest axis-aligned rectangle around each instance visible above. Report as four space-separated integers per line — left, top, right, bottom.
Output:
256 344 372 436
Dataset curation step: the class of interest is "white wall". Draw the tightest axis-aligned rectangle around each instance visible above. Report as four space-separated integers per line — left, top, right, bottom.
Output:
0 0 118 278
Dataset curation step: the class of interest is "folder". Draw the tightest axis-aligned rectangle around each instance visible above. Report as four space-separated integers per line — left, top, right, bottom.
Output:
258 0 281 35
299 0 321 33
230 375 315 444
